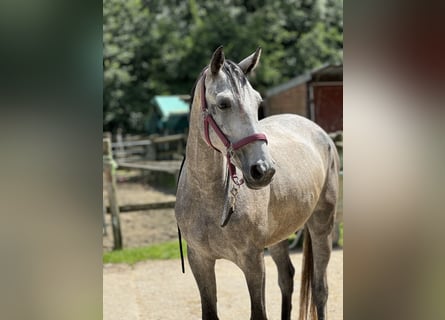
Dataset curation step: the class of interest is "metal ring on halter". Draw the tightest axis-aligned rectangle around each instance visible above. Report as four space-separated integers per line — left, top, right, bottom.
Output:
227 145 234 157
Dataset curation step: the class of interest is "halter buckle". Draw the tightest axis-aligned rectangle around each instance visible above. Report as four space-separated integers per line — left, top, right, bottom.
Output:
231 174 244 186
201 109 210 119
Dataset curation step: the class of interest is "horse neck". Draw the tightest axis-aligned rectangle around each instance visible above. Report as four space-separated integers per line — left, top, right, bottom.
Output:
185 77 226 190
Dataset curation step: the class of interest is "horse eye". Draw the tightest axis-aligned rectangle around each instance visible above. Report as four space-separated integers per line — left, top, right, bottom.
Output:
217 101 231 110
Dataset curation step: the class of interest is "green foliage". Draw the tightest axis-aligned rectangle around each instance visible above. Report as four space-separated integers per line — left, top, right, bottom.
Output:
103 240 187 265
339 221 343 247
103 0 343 133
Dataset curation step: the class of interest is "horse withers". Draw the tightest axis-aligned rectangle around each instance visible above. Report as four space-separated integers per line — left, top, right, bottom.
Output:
175 46 339 320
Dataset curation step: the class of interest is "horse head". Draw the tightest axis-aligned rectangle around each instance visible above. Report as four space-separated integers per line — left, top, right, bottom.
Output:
201 46 275 189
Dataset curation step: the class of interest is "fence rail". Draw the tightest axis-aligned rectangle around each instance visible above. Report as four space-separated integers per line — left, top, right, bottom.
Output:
117 160 182 174
111 133 186 162
105 201 176 213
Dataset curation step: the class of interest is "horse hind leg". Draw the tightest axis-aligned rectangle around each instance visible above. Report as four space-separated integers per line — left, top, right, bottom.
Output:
303 161 338 320
269 240 295 320
187 246 219 320
305 215 333 320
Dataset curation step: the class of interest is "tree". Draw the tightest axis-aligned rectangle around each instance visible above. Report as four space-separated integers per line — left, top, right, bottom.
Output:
103 0 151 132
103 0 343 133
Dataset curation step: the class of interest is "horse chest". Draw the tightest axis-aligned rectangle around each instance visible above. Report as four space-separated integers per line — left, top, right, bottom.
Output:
177 185 269 253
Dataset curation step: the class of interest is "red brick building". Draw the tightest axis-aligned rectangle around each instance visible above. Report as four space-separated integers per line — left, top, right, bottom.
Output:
264 64 342 133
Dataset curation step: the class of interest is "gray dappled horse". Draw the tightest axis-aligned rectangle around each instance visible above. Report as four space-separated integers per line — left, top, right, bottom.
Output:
175 46 339 320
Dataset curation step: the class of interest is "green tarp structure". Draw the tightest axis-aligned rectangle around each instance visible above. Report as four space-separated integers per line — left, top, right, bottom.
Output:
146 96 189 134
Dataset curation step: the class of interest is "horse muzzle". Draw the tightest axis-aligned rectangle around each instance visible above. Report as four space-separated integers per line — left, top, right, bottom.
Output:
244 161 276 189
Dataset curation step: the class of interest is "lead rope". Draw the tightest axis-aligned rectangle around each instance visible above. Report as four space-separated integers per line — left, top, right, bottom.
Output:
221 167 239 227
177 155 186 273
177 225 185 273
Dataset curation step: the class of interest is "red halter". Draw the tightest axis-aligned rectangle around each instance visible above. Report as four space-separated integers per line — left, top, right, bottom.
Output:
200 71 268 186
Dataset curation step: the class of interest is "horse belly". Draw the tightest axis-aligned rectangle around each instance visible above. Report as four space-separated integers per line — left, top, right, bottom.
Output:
265 198 314 246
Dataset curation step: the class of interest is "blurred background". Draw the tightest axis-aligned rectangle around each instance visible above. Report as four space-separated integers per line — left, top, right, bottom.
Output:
103 0 343 134
2 0 444 319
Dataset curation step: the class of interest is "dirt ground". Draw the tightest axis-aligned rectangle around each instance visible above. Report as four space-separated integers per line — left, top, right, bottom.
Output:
103 176 343 319
103 250 343 320
103 177 178 251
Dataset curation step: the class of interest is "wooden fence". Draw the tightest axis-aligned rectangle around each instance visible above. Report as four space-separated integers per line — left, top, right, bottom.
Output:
103 132 184 250
112 133 186 162
103 133 123 250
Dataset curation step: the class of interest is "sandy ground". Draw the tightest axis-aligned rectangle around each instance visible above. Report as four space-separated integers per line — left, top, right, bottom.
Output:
103 250 343 320
103 180 178 251
103 176 343 319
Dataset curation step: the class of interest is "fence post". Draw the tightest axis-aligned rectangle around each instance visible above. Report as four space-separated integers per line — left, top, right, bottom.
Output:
116 127 125 162
102 204 107 236
103 133 123 250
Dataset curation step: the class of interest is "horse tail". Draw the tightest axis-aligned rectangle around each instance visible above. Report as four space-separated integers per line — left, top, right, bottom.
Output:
299 225 317 320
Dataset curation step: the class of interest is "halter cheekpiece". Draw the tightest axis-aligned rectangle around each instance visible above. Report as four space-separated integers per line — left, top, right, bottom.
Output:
200 69 268 186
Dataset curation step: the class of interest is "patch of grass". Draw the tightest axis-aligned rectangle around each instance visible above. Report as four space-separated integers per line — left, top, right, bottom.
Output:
287 230 304 249
104 225 342 266
339 222 343 247
103 240 187 265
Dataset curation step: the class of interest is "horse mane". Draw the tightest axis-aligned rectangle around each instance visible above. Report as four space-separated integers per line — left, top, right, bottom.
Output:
189 67 207 110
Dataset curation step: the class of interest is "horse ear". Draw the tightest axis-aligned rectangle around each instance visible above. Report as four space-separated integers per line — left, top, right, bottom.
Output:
210 45 225 75
238 47 262 75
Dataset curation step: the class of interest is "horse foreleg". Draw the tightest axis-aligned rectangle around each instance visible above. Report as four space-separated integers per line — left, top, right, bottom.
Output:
270 240 295 320
240 250 268 320
188 246 219 320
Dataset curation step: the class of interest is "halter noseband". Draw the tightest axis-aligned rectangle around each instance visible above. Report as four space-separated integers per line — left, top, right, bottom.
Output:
200 70 268 186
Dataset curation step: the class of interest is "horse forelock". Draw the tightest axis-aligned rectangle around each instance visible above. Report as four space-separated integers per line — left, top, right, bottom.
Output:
189 60 249 111
222 60 247 88
222 60 249 109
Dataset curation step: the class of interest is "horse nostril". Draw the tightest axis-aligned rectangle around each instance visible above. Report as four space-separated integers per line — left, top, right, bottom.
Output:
250 164 266 181
269 166 276 177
